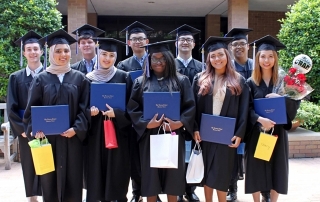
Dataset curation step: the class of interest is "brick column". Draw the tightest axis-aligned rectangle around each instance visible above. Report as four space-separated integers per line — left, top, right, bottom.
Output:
68 0 88 63
205 14 221 39
228 0 248 30
88 13 97 27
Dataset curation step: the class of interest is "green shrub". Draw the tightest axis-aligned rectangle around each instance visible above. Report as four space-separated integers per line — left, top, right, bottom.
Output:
0 0 62 101
295 100 320 132
278 0 320 103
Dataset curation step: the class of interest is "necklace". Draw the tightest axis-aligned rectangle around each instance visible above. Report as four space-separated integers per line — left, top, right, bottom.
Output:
157 77 164 81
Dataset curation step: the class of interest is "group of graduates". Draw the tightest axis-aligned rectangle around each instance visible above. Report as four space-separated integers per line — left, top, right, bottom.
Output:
7 21 300 202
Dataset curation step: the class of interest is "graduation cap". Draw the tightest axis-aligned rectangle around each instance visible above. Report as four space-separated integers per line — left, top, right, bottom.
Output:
38 29 77 69
14 31 42 68
93 37 126 69
199 36 234 70
120 21 154 56
168 24 201 57
71 24 105 55
140 40 175 77
225 28 253 41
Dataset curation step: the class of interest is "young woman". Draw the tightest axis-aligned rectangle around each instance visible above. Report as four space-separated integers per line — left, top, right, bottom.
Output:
23 29 90 202
85 38 133 202
192 36 250 202
245 35 300 202
127 40 196 202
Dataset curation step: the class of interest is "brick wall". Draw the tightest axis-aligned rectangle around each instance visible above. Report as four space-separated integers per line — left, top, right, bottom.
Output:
289 140 320 158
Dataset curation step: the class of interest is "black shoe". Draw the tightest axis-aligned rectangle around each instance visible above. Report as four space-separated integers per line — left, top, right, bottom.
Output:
185 193 200 202
226 191 237 202
130 195 143 202
261 192 270 202
177 195 185 202
156 195 162 202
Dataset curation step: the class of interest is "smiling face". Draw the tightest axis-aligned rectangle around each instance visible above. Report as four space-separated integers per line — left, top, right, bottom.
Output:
99 50 116 69
79 38 96 58
23 43 43 64
151 52 166 77
259 50 275 71
230 39 249 60
53 44 71 66
128 33 149 54
209 48 227 72
176 34 195 53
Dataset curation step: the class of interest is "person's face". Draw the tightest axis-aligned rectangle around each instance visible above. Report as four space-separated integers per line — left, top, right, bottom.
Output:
99 50 116 69
53 44 71 66
79 38 96 56
230 39 249 59
128 33 149 53
209 48 227 71
259 50 275 70
176 35 195 53
151 52 166 75
23 43 43 63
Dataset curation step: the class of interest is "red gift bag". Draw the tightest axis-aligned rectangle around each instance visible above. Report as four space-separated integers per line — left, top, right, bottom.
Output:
104 116 118 149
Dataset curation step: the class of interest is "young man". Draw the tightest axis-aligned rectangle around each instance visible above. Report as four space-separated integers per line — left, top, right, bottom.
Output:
226 28 270 202
71 24 105 74
117 21 157 202
7 31 43 202
168 24 202 202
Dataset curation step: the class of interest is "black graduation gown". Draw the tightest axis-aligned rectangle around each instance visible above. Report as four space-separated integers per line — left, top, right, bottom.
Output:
6 68 42 197
192 73 250 192
245 78 300 194
86 69 133 202
127 73 196 196
175 58 202 84
23 69 90 202
117 56 143 71
71 60 88 75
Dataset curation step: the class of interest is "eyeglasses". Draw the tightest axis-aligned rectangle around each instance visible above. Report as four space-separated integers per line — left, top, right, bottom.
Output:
151 57 166 64
178 38 194 43
231 42 248 48
129 38 146 43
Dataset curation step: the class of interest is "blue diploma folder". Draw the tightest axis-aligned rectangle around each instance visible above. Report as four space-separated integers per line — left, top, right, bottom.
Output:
143 92 180 120
253 96 287 124
129 70 143 82
31 105 69 135
200 113 236 145
90 83 126 111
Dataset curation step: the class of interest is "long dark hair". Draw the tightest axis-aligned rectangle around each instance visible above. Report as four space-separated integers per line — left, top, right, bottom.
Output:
141 50 181 92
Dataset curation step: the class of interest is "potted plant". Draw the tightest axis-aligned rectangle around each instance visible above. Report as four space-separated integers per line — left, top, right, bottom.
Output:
291 100 320 132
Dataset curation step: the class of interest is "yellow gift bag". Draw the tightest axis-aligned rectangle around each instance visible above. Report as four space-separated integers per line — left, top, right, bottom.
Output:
29 138 55 175
254 128 278 161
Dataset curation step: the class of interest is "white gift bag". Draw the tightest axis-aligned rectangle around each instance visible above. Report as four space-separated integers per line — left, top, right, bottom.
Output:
186 142 204 183
150 123 179 169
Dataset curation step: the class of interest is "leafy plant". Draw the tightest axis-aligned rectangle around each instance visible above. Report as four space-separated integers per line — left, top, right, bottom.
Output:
0 0 62 101
295 100 320 132
278 0 320 103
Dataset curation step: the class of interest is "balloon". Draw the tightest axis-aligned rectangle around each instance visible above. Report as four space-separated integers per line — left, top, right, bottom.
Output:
292 54 312 74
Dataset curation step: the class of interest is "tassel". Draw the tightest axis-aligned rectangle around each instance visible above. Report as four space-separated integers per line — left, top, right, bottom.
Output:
126 28 129 56
252 41 256 69
96 39 99 70
76 30 78 55
175 32 178 57
43 39 47 69
146 46 150 77
20 40 23 68
201 47 205 71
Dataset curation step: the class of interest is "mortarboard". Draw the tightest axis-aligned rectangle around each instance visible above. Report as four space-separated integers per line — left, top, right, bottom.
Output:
140 40 175 77
199 36 234 69
71 24 105 55
168 24 200 57
120 21 154 56
14 31 42 68
93 37 126 69
38 29 77 69
225 28 253 41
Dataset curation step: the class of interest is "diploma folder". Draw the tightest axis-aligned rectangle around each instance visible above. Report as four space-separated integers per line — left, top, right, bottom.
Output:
143 92 180 120
253 96 287 124
129 70 143 82
31 105 69 135
90 83 126 111
200 113 236 145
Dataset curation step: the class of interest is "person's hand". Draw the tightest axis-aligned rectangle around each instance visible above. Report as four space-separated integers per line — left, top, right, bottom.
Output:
34 131 45 139
90 106 99 116
163 117 183 131
147 114 164 129
265 93 281 98
229 136 241 148
21 132 27 138
61 128 76 138
102 104 115 118
257 117 275 131
193 131 201 142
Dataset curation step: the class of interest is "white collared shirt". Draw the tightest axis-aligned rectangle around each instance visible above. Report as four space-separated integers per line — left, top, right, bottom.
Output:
26 65 43 77
177 56 193 68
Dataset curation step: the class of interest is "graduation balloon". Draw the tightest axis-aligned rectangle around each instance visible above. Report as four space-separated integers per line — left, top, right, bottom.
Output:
292 54 312 74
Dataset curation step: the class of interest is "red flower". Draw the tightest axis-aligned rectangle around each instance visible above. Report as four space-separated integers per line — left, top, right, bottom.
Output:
289 67 297 74
297 86 305 93
287 78 295 85
297 74 306 82
284 75 290 82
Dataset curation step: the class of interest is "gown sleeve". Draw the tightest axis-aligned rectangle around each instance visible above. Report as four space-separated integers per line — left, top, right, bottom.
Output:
191 73 200 132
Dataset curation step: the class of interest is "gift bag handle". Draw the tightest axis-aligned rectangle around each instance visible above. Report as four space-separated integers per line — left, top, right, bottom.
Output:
192 141 202 153
157 122 173 135
261 127 274 135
